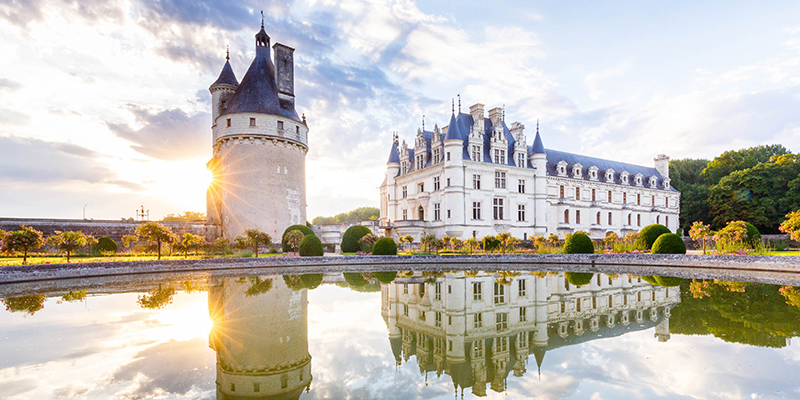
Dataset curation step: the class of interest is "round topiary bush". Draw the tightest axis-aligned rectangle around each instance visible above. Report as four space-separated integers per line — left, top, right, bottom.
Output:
744 222 762 249
298 234 323 257
563 233 594 254
654 276 683 287
341 225 371 253
300 273 324 289
565 272 594 287
373 271 397 284
651 233 686 254
96 236 118 253
281 224 314 252
372 237 397 255
636 224 672 250
343 272 369 287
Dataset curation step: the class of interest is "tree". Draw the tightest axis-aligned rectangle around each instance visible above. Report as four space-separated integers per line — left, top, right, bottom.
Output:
713 220 750 252
281 225 314 252
1 225 45 264
464 237 478 254
702 144 789 185
121 234 139 253
341 225 371 253
398 235 414 251
2 294 46 315
161 211 206 222
299 234 324 256
689 221 712 254
779 210 800 241
47 231 90 262
421 234 440 254
239 229 272 257
137 285 177 309
95 236 118 254
135 222 177 260
285 230 304 252
174 233 206 259
358 233 380 253
669 158 710 234
312 206 380 225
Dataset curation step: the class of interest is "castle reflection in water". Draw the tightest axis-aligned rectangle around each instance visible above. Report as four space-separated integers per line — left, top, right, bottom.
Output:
207 271 680 399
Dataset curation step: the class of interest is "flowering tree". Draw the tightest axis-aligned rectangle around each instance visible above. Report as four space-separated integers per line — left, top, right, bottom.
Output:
421 233 439 254
1 225 45 264
121 234 139 254
713 220 749 252
284 230 304 252
604 232 620 249
689 221 713 254
358 233 380 253
779 210 800 242
135 222 177 260
47 231 90 262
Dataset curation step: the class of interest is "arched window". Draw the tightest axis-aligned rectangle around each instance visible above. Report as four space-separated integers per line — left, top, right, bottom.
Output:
418 206 424 221
564 209 570 223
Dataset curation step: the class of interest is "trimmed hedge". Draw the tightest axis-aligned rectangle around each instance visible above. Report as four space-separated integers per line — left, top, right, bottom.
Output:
341 225 371 253
372 237 397 255
636 224 671 250
651 233 686 254
744 222 762 249
563 233 594 254
373 271 398 284
96 236 118 253
343 272 369 287
298 234 324 257
282 224 314 252
565 272 594 287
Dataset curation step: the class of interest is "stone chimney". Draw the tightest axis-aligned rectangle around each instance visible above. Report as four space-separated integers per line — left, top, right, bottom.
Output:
469 103 485 135
488 107 503 127
654 154 670 178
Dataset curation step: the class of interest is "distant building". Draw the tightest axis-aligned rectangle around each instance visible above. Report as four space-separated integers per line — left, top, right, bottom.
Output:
207 19 309 240
379 102 680 240
381 271 679 396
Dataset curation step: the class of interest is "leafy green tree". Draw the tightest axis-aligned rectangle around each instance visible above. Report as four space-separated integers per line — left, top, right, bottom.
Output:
121 234 138 253
174 233 206 259
358 233 379 253
95 236 118 254
1 225 45 264
702 144 789 185
298 234 324 256
312 206 380 225
241 277 272 296
47 231 90 262
137 285 176 309
245 229 271 256
398 235 414 251
779 210 800 241
135 222 178 260
341 225 371 253
161 211 206 222
2 294 46 315
61 290 88 302
669 158 711 234
421 233 440 254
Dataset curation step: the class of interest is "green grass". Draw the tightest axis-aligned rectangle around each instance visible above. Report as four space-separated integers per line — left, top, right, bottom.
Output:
0 252 282 266
767 251 800 256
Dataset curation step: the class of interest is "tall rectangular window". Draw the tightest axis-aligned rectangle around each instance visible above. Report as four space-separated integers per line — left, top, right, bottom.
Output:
493 198 504 220
433 148 441 164
446 178 450 187
637 194 641 205
495 171 506 189
402 186 407 198
666 198 669 207
623 193 627 203
402 209 407 220
651 195 655 205
474 313 483 328
433 176 440 191
576 210 581 224
575 187 581 200
226 118 231 127
434 203 441 221
519 307 527 322
473 340 484 357
472 202 481 220
496 312 508 330
472 145 481 162
519 279 527 297
517 153 525 167
446 152 451 161
473 282 483 300
518 204 525 222
666 216 669 226
249 118 256 126
493 149 506 164
608 190 612 202
435 312 442 327
608 212 612 225
418 183 424 193
592 189 596 201
560 186 565 198
518 179 525 193
494 282 506 305
637 214 641 226
435 282 442 300
473 174 481 189
403 304 408 316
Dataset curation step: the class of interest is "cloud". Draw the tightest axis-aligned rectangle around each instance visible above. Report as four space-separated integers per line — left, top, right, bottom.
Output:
0 0 124 27
0 136 117 184
0 78 22 91
107 105 209 161
0 108 31 126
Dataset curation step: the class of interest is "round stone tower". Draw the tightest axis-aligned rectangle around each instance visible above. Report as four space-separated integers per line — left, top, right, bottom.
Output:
207 20 309 240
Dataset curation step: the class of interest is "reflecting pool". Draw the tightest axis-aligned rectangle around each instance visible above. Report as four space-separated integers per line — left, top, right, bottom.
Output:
2 269 800 399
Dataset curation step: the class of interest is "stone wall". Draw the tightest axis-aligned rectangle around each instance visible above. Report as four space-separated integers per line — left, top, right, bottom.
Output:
0 218 220 243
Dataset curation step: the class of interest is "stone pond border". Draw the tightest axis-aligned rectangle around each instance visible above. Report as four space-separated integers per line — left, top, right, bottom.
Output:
1 254 799 285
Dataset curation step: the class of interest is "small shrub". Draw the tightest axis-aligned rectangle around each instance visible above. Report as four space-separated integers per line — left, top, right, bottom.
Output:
744 222 761 249
714 221 750 252
565 272 594 287
651 233 686 254
343 272 369 287
482 235 500 252
359 233 380 253
234 249 255 258
373 271 398 284
563 233 594 254
281 225 314 252
636 224 671 250
372 237 397 255
341 225 372 253
298 234 324 257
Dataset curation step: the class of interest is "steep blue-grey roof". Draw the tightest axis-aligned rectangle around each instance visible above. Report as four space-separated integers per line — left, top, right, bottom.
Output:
444 113 462 141
211 59 238 87
531 129 545 154
407 148 415 171
387 141 400 164
225 34 299 120
545 149 674 190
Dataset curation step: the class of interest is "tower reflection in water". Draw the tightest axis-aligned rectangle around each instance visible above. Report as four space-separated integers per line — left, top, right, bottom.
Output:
209 276 312 400
381 271 681 397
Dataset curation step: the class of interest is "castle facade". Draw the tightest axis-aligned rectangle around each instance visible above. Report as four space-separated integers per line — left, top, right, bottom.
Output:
207 21 308 240
379 102 680 240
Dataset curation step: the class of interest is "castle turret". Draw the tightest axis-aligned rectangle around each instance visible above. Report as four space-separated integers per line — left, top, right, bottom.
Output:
531 122 547 235
382 134 401 227
208 19 309 240
443 105 465 235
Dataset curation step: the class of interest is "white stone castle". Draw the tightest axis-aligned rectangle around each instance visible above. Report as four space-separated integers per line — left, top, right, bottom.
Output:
379 101 680 241
207 19 309 240
381 271 679 396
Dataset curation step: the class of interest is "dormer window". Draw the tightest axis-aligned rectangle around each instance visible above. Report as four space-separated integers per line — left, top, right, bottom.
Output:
588 166 599 181
649 176 658 188
556 161 568 177
572 163 583 179
663 178 671 189
605 169 615 183
621 172 629 184
634 174 643 186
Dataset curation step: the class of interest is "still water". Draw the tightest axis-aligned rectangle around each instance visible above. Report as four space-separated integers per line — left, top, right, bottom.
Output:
2 269 800 400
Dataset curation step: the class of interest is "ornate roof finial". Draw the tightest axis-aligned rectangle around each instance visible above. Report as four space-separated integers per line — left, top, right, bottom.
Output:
451 98 454 114
422 114 425 131
261 10 265 28
457 94 461 113
226 45 230 61
537 119 539 133
502 104 505 122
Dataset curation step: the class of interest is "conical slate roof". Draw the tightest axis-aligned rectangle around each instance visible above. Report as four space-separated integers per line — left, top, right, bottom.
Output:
387 141 400 164
444 112 462 141
211 59 239 87
531 125 545 154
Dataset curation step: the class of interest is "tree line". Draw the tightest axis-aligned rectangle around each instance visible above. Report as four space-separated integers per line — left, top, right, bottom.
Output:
670 144 800 234
311 207 379 225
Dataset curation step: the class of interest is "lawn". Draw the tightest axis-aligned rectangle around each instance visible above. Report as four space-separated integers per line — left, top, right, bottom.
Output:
768 251 800 256
0 253 282 266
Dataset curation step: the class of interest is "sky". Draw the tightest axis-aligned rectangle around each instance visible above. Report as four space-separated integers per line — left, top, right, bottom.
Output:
1 0 799 221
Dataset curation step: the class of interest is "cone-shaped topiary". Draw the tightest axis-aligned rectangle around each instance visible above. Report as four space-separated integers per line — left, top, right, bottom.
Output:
300 273 324 289
744 222 762 249
281 225 314 252
372 237 397 255
343 272 369 287
341 225 371 253
563 233 594 254
651 233 686 254
565 272 594 287
298 234 324 257
373 271 398 284
636 224 672 250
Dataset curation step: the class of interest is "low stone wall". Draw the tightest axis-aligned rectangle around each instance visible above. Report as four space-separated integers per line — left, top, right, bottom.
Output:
0 218 220 243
